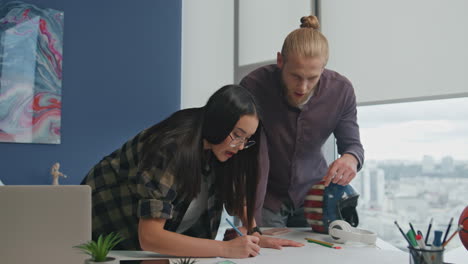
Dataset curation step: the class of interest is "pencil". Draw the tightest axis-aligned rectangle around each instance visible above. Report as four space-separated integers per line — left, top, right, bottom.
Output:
425 218 433 245
395 221 419 260
442 225 463 248
225 218 243 237
442 217 453 244
305 238 342 249
394 221 413 247
225 218 261 255
409 222 416 237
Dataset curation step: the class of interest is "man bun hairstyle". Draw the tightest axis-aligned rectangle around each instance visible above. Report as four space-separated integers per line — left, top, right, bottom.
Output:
300 15 320 29
281 15 329 65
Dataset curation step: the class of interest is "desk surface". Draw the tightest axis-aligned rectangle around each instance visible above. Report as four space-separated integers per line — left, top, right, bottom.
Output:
110 228 466 264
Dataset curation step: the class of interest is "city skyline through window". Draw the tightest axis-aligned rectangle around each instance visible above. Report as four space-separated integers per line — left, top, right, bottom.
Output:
355 97 468 250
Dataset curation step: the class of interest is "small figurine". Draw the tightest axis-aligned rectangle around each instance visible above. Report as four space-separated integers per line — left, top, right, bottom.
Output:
51 162 67 185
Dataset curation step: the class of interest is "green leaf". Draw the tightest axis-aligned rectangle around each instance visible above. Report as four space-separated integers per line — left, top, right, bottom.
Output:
73 232 123 262
176 257 197 264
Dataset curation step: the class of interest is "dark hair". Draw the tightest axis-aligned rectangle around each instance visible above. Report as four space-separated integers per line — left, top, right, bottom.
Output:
140 85 261 230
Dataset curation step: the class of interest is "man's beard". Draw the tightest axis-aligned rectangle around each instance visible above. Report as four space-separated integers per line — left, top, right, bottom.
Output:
280 72 299 108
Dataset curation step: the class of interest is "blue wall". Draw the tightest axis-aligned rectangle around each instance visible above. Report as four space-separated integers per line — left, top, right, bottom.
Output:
0 0 182 184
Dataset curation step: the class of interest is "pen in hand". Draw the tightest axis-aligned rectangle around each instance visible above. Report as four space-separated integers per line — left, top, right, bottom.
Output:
225 218 261 255
225 218 243 237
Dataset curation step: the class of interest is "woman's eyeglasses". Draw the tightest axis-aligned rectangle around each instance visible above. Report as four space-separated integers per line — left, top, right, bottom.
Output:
229 133 256 149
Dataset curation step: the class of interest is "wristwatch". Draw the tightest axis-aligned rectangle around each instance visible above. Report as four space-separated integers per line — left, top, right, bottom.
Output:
248 226 263 235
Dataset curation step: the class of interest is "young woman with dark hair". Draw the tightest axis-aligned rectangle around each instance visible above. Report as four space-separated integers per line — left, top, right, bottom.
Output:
81 85 302 259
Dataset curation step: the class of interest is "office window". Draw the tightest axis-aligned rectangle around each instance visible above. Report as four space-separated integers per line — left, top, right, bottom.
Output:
354 97 468 250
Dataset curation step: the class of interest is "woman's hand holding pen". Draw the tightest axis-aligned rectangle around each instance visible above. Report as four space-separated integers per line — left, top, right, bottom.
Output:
223 235 261 258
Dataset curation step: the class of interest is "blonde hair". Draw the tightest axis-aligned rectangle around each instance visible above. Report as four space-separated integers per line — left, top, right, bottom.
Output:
281 15 329 65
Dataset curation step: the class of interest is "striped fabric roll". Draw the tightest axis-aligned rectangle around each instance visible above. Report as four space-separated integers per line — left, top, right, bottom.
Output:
304 180 360 234
304 181 327 233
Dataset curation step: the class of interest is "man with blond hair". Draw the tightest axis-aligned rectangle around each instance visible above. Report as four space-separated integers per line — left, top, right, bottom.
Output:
241 15 364 227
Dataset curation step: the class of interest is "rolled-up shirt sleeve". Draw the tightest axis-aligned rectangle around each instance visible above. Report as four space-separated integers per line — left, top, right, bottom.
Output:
135 166 178 219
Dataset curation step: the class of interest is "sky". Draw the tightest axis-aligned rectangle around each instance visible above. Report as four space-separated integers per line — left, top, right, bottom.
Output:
357 97 468 161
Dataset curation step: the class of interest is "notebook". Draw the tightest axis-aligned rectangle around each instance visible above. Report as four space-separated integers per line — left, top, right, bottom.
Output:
0 185 92 264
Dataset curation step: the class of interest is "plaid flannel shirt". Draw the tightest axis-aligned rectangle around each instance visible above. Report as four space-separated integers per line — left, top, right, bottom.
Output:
81 130 223 250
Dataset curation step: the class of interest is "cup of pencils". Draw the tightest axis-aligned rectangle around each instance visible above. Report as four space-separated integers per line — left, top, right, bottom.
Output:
395 219 463 264
408 246 444 264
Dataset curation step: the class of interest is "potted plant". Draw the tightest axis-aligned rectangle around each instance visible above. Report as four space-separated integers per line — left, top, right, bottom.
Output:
74 232 124 263
175 258 197 264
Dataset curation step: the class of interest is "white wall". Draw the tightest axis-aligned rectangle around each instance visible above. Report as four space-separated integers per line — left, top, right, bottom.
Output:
238 0 312 66
321 0 468 105
183 1 468 106
181 0 234 108
181 0 338 164
182 0 314 105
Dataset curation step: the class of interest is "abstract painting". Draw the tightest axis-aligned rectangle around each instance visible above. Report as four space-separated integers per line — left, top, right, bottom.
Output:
0 1 64 144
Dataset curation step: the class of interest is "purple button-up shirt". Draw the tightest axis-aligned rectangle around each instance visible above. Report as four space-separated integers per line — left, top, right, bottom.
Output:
240 65 364 223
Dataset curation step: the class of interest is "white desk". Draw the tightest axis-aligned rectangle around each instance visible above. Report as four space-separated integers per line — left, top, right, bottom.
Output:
110 228 467 264
111 228 406 263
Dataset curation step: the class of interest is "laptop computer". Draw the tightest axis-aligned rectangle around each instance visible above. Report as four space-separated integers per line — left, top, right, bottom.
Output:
0 185 92 264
